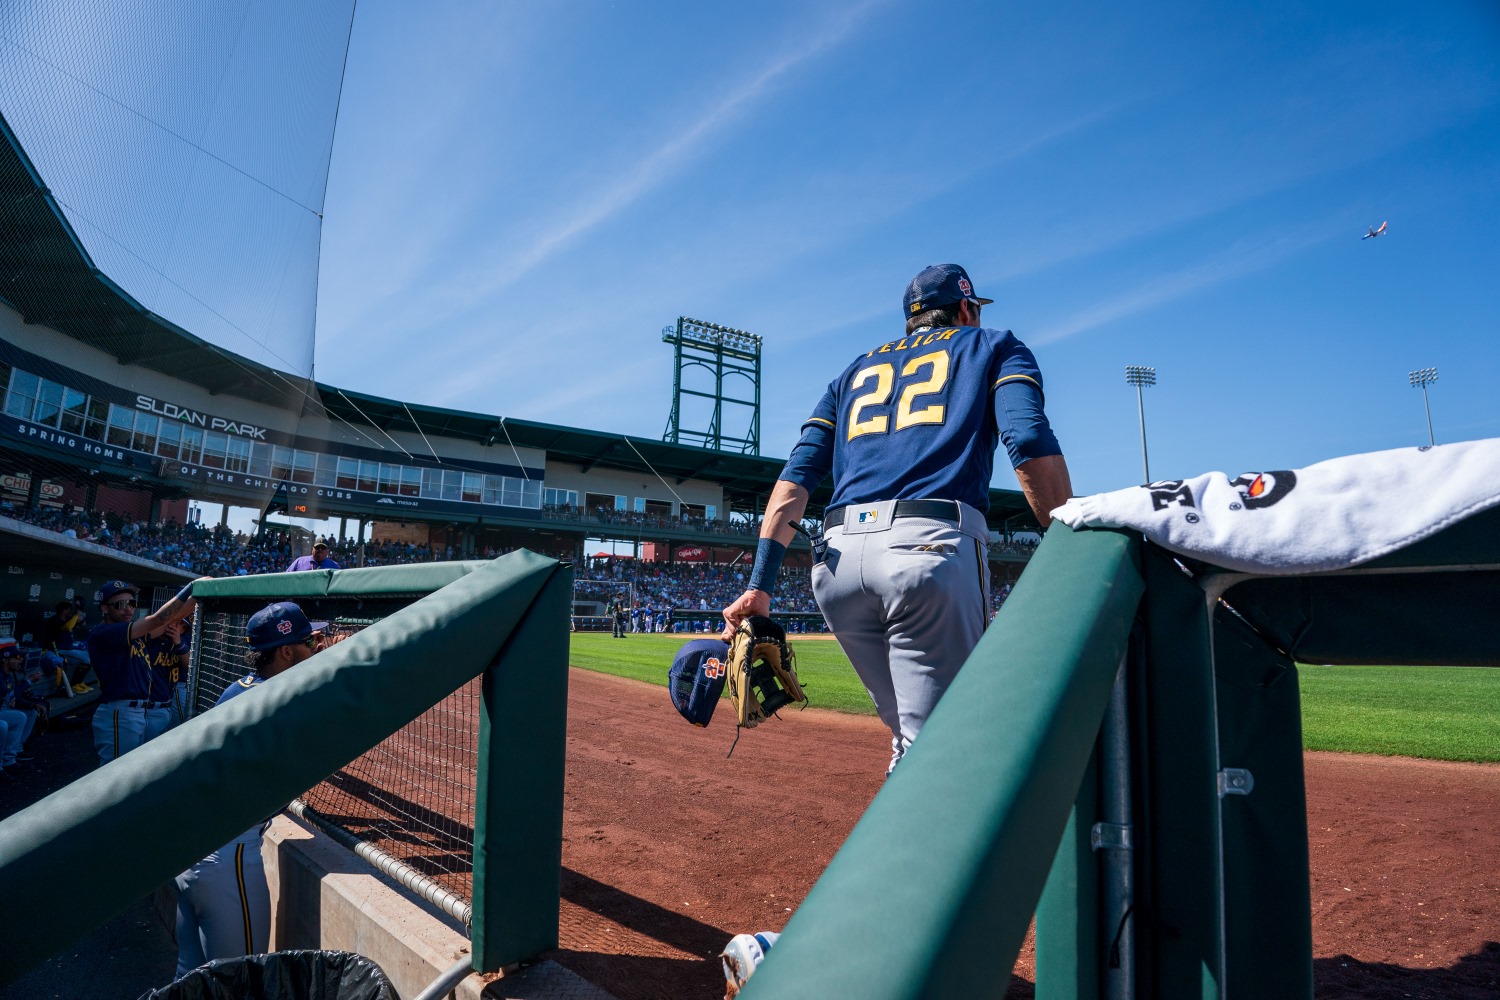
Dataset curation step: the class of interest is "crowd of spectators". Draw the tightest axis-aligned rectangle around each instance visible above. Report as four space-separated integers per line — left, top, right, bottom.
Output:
4 501 1031 630
0 504 555 575
542 504 761 537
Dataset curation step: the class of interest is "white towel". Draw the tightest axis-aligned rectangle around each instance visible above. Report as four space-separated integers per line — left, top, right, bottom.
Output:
1051 438 1500 574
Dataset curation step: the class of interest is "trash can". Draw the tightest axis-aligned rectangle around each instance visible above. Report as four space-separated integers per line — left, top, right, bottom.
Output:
137 951 395 1000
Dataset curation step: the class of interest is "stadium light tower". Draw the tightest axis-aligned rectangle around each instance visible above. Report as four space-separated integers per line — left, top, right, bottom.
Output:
1408 367 1439 446
1125 365 1157 483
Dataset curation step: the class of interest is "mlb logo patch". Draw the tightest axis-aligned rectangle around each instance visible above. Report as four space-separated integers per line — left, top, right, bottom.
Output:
857 509 878 523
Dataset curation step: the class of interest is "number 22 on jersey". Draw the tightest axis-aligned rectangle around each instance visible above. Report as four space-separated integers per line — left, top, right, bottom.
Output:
847 350 951 440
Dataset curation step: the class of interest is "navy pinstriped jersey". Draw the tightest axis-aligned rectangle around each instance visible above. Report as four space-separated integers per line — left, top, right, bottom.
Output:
779 326 1059 512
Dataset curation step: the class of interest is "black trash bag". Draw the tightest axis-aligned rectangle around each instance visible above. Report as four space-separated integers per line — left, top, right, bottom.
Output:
137 950 395 1000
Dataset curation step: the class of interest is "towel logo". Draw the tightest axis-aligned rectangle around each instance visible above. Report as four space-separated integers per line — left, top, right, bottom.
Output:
1146 480 1195 511
1230 470 1297 510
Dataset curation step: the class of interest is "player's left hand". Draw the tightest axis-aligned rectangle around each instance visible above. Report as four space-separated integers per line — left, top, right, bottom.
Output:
721 589 770 642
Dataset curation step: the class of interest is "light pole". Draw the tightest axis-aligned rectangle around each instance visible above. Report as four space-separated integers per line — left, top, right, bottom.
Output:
1125 365 1156 483
1408 367 1438 446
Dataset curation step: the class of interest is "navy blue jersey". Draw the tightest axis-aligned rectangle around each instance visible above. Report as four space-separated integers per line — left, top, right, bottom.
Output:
147 632 190 694
780 326 1059 512
218 675 261 706
87 621 162 702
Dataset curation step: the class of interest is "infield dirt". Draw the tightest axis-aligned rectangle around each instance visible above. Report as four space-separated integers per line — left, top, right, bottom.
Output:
554 668 1500 1000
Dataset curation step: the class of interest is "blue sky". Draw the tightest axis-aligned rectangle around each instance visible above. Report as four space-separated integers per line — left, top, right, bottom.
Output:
311 1 1500 497
3 1 1496 509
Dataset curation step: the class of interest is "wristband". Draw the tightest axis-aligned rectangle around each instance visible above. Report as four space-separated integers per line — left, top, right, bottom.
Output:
748 538 786 594
174 582 194 604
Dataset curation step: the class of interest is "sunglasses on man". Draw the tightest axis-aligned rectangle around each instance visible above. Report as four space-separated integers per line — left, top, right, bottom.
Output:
107 599 138 610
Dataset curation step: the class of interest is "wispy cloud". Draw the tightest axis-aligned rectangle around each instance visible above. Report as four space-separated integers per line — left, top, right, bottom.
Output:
1028 221 1338 345
444 1 886 309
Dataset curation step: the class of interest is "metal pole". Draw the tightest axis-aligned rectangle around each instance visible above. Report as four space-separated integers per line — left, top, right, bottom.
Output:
1135 385 1150 484
1095 657 1135 1000
1421 385 1435 446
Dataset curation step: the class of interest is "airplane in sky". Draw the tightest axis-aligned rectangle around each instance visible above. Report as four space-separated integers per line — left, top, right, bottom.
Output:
1362 220 1388 239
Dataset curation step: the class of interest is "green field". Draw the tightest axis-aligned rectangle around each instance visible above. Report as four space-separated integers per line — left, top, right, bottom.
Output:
569 633 1499 763
1297 663 1500 763
569 632 877 714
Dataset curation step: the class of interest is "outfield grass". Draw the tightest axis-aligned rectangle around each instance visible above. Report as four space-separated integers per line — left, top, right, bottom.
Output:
569 632 877 715
569 634 1498 762
1296 663 1500 763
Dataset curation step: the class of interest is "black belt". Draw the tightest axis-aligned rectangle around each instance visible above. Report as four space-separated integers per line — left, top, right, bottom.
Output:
121 700 169 709
823 499 961 529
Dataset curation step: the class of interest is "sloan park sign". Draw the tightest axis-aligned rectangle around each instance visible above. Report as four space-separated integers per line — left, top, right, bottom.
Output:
134 395 267 440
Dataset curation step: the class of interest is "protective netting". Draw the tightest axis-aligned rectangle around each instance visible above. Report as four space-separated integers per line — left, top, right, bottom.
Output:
191 595 482 908
0 0 359 561
0 0 354 375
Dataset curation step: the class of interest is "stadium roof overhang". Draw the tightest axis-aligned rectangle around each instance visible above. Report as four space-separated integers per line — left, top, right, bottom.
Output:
0 113 1041 534
0 516 195 586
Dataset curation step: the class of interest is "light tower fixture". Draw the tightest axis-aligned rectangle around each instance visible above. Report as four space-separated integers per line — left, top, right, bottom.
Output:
1408 367 1439 446
1125 365 1157 483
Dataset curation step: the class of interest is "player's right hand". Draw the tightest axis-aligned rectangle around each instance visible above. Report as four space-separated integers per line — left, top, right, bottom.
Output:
720 589 770 642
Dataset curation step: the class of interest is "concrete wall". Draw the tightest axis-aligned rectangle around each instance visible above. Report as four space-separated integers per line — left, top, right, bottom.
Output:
257 816 615 1000
262 815 482 1000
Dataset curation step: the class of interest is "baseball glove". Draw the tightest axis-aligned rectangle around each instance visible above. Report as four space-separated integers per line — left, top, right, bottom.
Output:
724 615 806 729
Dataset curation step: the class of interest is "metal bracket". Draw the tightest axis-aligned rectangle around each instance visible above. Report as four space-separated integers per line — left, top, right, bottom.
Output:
1090 821 1133 852
1217 768 1255 798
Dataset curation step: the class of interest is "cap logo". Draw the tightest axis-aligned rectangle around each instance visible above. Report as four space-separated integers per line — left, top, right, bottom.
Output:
910 301 921 313
277 620 293 635
958 277 973 296
703 656 723 679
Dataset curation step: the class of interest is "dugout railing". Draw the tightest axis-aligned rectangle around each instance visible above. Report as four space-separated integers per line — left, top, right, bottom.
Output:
0 550 573 985
740 505 1500 1000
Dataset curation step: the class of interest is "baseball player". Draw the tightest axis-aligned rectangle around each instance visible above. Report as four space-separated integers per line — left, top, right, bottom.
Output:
0 638 48 781
146 617 192 728
285 540 340 572
86 578 208 764
173 601 327 978
722 264 1073 774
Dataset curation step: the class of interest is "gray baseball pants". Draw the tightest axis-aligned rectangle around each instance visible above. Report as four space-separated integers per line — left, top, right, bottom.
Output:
811 500 991 773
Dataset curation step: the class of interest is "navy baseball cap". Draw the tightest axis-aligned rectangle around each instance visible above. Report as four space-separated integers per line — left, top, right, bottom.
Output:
668 639 731 727
96 580 140 604
0 639 20 658
902 263 993 317
246 601 329 651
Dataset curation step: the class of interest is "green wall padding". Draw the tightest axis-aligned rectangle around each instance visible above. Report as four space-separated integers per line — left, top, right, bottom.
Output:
742 525 1143 1000
0 550 567 986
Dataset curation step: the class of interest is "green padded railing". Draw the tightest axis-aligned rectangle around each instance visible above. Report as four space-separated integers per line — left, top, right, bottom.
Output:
742 525 1144 999
0 550 572 984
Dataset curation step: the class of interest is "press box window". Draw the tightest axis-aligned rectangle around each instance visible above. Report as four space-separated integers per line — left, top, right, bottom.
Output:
227 438 252 474
199 430 228 469
106 404 136 447
250 443 273 478
292 451 316 484
3 369 39 421
133 415 161 457
59 387 88 435
156 421 182 461
32 379 64 428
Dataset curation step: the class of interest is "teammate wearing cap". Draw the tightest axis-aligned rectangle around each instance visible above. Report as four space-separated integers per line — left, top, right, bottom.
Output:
285 540 340 572
722 263 1073 774
0 639 48 782
173 600 328 978
86 577 210 764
